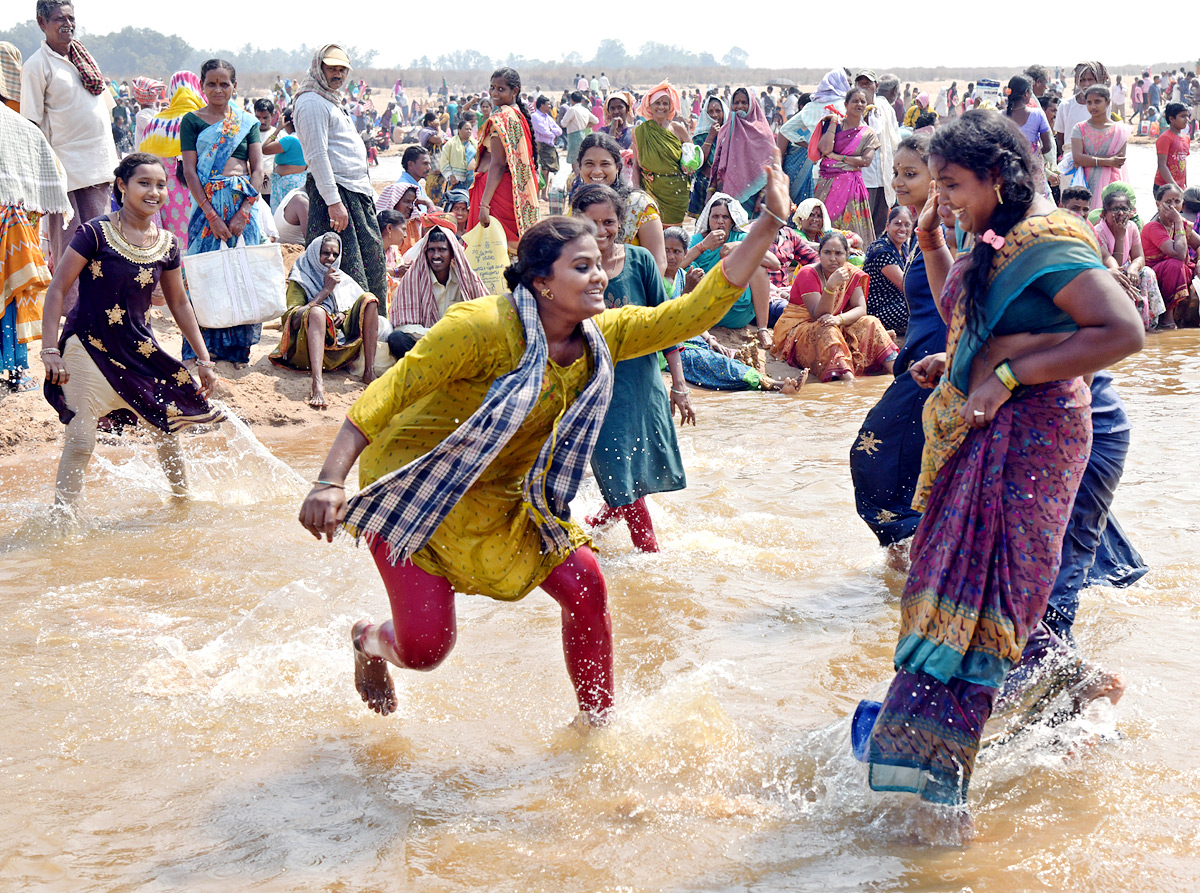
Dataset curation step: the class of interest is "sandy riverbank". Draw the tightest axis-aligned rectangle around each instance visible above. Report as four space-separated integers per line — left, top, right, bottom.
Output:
0 297 803 460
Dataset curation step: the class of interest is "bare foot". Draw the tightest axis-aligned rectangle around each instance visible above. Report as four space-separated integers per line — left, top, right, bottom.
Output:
362 367 378 386
885 540 911 573
308 383 328 409
1072 667 1125 712
352 620 397 716
756 328 773 350
569 709 611 731
779 369 807 395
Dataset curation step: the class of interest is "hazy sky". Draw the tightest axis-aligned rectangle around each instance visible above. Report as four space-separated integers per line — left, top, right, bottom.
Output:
28 2 1191 71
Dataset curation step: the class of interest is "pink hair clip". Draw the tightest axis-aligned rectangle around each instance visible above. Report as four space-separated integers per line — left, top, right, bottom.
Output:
980 229 1005 249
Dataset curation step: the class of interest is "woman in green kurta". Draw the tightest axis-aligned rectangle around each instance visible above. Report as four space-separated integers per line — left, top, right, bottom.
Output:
572 184 691 552
632 81 691 226
295 150 792 724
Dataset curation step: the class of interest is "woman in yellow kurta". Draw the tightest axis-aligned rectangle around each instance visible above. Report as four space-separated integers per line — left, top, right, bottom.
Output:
298 153 791 723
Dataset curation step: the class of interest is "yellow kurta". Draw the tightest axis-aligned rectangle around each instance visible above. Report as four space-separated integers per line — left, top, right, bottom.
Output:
347 263 745 600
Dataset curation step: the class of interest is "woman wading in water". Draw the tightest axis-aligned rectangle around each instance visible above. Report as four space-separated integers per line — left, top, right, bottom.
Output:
299 154 792 722
41 154 222 506
857 111 1142 817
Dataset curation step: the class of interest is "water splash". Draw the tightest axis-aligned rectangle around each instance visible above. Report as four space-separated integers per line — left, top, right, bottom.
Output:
91 399 308 505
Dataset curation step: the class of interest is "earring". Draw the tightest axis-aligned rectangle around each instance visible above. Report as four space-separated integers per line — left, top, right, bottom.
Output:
994 183 1004 204
541 287 554 300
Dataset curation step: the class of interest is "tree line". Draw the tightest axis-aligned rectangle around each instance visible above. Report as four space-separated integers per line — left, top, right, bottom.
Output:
0 23 1184 91
0 21 377 80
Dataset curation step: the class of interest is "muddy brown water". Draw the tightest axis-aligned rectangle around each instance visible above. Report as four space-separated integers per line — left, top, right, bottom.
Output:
2 143 1197 891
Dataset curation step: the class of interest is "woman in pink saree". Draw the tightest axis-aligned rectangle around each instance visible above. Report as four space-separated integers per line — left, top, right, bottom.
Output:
814 87 879 245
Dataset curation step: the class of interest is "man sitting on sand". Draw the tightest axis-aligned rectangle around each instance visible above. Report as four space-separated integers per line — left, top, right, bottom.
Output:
385 224 488 358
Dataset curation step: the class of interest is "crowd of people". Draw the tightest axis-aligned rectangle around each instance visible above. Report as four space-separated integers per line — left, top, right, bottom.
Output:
0 0 1186 826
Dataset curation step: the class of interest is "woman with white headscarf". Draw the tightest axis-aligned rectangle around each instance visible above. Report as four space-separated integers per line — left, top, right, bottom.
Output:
269 231 380 408
682 192 779 344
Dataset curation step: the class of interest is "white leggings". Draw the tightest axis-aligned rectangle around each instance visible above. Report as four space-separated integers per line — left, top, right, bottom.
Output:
55 335 186 504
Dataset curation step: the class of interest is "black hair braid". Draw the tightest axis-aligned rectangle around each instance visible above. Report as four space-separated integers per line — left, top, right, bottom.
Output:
1005 76 1031 116
492 67 533 143
960 148 1035 345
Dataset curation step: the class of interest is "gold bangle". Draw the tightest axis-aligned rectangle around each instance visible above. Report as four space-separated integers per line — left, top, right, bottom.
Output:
994 360 1020 391
916 227 946 251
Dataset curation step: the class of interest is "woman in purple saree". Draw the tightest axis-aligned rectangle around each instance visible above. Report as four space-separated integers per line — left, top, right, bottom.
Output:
857 111 1144 811
814 87 879 245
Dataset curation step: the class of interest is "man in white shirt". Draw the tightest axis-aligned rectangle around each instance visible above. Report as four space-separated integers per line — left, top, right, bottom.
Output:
782 89 799 120
293 44 387 309
855 70 898 240
599 72 610 95
21 0 118 315
561 92 598 174
576 74 588 92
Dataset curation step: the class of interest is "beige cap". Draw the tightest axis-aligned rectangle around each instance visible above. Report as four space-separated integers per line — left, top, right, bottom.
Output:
321 46 351 68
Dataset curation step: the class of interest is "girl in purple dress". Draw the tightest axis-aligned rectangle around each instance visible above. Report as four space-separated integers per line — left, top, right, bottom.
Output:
40 153 223 506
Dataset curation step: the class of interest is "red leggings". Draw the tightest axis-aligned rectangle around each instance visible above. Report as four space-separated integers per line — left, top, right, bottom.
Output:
367 539 614 716
587 496 659 552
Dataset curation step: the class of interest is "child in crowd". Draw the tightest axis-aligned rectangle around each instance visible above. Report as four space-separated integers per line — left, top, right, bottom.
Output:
1070 85 1126 209
1061 185 1093 218
1155 102 1192 191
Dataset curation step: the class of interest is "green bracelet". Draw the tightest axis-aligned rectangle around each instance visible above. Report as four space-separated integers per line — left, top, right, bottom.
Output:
994 360 1020 392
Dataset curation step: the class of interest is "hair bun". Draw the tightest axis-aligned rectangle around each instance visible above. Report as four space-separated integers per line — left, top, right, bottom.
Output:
503 263 522 291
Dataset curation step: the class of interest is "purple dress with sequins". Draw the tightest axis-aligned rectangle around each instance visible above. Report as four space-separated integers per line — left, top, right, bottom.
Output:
44 217 224 432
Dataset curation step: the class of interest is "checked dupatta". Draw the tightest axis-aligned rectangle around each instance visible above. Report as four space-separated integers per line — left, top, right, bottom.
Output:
343 284 614 565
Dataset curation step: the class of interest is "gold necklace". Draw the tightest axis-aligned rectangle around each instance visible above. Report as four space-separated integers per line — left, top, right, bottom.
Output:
116 211 158 249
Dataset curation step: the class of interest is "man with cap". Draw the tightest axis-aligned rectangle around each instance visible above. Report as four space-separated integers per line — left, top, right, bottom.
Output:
293 43 387 314
21 0 119 316
854 69 898 239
